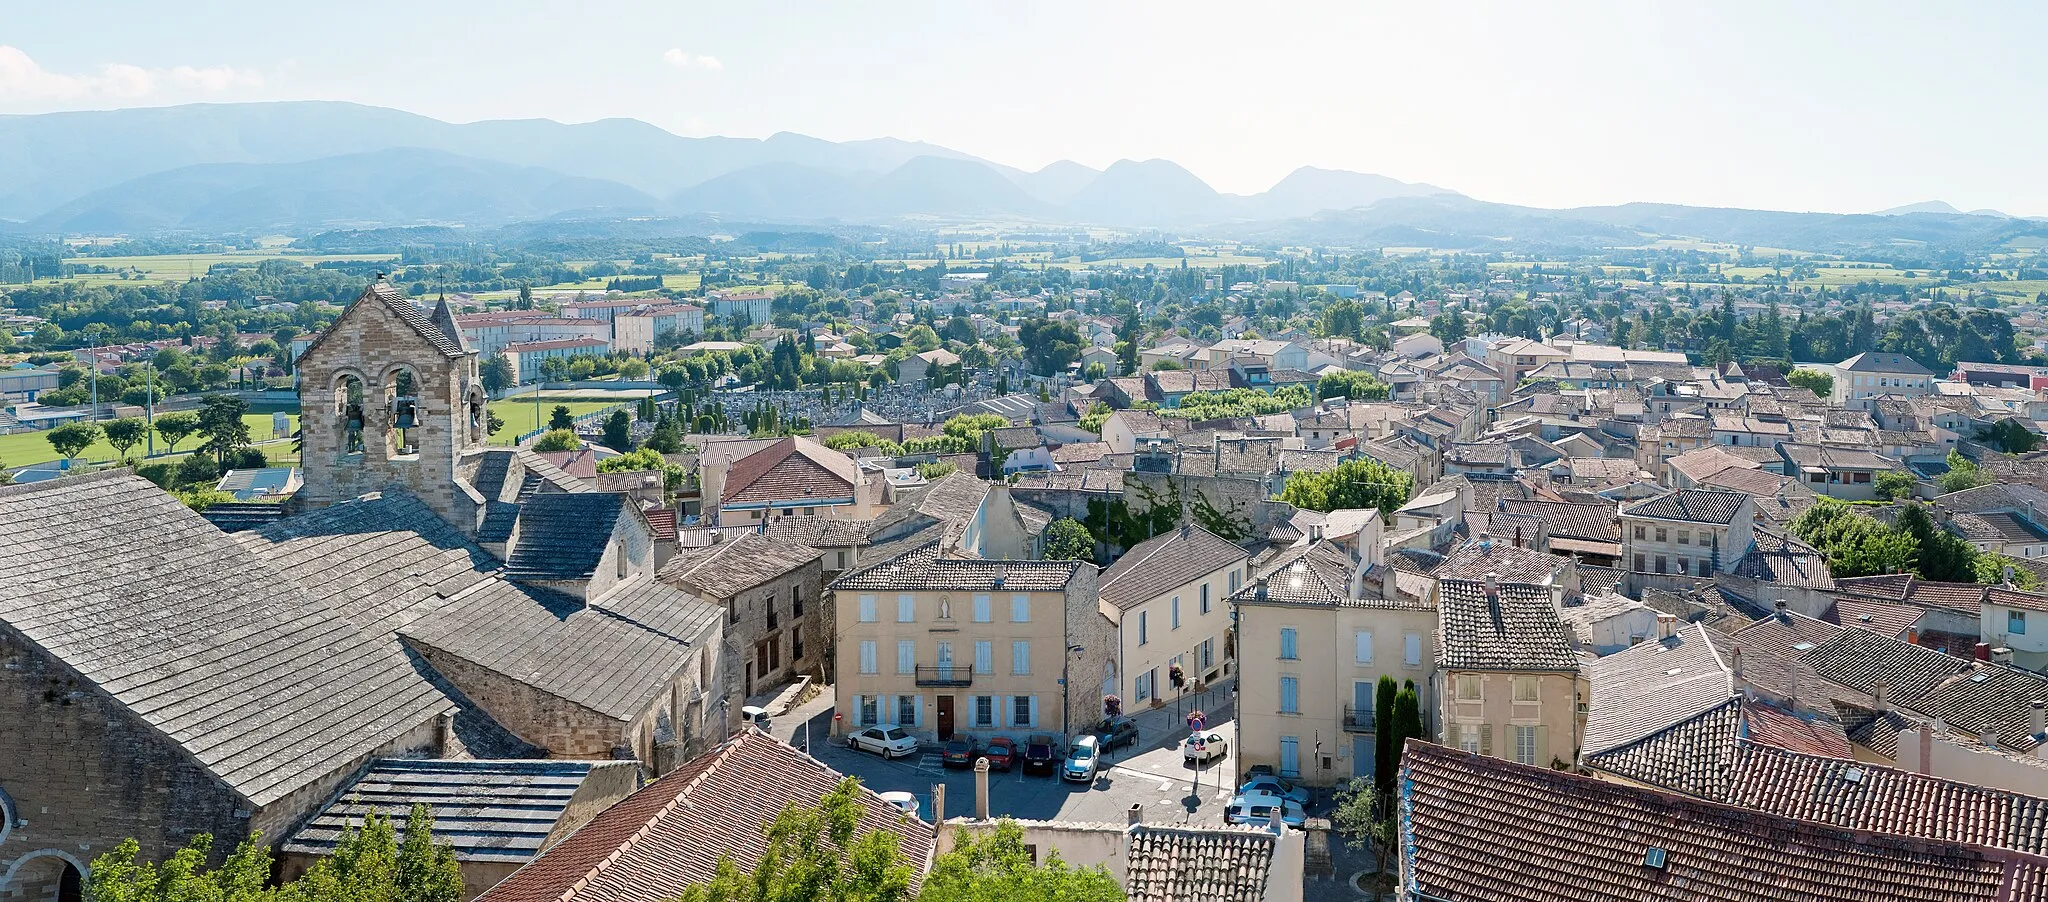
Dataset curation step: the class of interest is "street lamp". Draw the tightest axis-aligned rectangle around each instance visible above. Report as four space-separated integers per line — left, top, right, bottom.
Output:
1061 644 1085 739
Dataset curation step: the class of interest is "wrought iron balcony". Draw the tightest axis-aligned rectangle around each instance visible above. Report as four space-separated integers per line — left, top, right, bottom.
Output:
914 664 973 687
1343 705 1375 733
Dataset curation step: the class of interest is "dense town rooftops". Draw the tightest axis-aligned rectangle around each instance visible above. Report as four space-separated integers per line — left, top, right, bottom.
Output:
830 542 1083 592
1436 578 1578 671
1620 488 1751 525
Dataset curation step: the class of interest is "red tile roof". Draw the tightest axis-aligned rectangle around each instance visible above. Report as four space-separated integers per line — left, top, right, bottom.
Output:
1725 740 2048 855
721 437 858 504
477 730 932 902
1740 699 1852 758
1401 740 2048 902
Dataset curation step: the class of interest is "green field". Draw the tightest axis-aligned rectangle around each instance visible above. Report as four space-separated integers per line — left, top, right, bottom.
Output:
1 413 299 468
488 400 622 445
52 252 399 284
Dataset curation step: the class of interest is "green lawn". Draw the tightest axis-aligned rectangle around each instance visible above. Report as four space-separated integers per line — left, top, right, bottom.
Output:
489 400 621 445
56 252 398 282
1 413 299 468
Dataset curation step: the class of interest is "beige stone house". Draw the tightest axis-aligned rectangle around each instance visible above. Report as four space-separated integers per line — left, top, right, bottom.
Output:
1436 577 1585 770
830 545 1107 743
1619 488 1757 577
1232 540 1436 786
1099 524 1250 710
658 533 828 707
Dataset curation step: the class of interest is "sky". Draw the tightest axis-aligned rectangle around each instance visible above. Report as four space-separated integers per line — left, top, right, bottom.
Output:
3 1 2044 215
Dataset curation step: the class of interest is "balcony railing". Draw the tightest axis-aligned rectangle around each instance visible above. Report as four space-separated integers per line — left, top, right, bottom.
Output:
915 664 973 687
1343 705 1375 733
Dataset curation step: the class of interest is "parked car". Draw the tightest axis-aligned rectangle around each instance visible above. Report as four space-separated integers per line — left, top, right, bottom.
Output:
1225 791 1306 828
941 739 980 769
1182 731 1229 763
1023 733 1060 774
880 790 920 820
850 725 919 759
1062 735 1101 783
740 705 772 729
983 736 1018 771
1238 774 1311 805
1096 716 1139 752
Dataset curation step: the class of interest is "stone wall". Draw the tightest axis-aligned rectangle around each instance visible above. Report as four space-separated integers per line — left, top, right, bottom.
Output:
404 642 630 758
0 633 249 900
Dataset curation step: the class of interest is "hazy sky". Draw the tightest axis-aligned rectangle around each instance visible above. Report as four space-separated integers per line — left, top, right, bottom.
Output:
4 1 2042 214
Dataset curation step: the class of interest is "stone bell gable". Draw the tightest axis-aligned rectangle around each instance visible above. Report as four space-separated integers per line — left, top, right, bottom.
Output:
296 279 491 535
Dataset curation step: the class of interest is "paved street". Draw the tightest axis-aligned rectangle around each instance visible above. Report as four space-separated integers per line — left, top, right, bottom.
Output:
769 683 1248 828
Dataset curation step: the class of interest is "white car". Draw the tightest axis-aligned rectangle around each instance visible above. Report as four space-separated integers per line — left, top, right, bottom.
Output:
850 725 919 759
1225 791 1307 828
1181 731 1229 763
879 790 921 819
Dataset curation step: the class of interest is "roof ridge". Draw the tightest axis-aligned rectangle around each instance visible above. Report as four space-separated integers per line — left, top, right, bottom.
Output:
0 465 136 499
560 734 747 902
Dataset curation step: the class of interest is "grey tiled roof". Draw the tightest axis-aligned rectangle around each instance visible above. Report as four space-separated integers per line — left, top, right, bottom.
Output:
199 501 288 532
1100 524 1249 611
1583 624 1735 757
830 542 1083 592
760 516 874 547
1428 536 1569 585
284 759 626 863
402 576 723 721
506 492 630 582
1724 740 2048 854
1501 499 1619 541
1732 528 1835 590
1620 488 1750 525
1125 825 1277 902
1799 628 1972 702
1437 578 1578 671
1 471 450 807
357 280 468 357
657 533 818 600
1583 698 1741 800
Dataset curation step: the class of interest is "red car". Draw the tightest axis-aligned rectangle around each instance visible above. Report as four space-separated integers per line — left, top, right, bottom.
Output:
982 736 1018 771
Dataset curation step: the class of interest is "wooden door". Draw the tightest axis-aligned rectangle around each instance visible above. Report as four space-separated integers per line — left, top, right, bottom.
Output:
936 695 956 740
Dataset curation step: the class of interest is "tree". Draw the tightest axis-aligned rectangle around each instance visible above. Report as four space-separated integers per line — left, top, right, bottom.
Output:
1330 778 1394 882
196 394 252 470
1393 683 1423 768
87 832 275 902
174 452 220 489
153 411 200 455
1372 675 1399 801
102 417 150 461
922 820 1123 902
1278 457 1413 516
618 358 651 381
1316 370 1391 402
1043 519 1095 562
532 429 582 453
1785 368 1834 398
46 422 102 461
548 405 575 431
1318 299 1365 339
1874 470 1917 502
678 777 915 902
602 410 632 452
85 805 461 902
480 356 515 394
1980 419 2041 454
1898 502 1979 582
1017 320 1083 376
487 410 505 436
1940 449 1994 494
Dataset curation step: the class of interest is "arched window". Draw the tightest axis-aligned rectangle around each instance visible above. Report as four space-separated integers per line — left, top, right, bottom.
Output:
384 367 422 459
334 374 367 456
467 384 488 447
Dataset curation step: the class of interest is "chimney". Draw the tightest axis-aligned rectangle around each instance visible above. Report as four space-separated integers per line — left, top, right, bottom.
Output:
1549 582 1564 612
1484 571 1500 600
1514 525 1524 548
2032 701 2047 739
1774 599 1789 623
973 757 992 820
1907 627 1920 646
1982 730 2001 747
1994 647 2016 666
1127 803 1144 828
1976 642 1994 661
932 783 946 825
1656 613 1677 641
436 710 456 756
1872 681 1889 712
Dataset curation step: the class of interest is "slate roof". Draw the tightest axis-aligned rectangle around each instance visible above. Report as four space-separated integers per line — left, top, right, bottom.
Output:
312 280 467 358
1840 351 1936 375
1620 488 1751 525
1732 528 1835 590
760 516 874 547
1501 499 1618 541
284 759 627 864
503 492 631 582
1583 698 1742 799
830 542 1083 592
1583 624 1734 758
1436 578 1578 671
199 500 289 533
1399 740 2048 902
1724 741 2048 855
401 576 723 722
476 730 933 902
1125 824 1278 902
656 533 818 600
0 471 450 807
1428 536 1569 585
1827 598 1923 639
1099 523 1249 611
1800 627 1974 703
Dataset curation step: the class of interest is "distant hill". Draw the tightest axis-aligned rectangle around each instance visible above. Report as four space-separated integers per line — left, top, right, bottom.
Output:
1064 159 1233 226
1244 166 1455 220
30 149 660 233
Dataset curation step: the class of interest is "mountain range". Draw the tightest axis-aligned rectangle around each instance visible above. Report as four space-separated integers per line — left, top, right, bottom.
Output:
2 101 2044 256
0 101 1451 233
